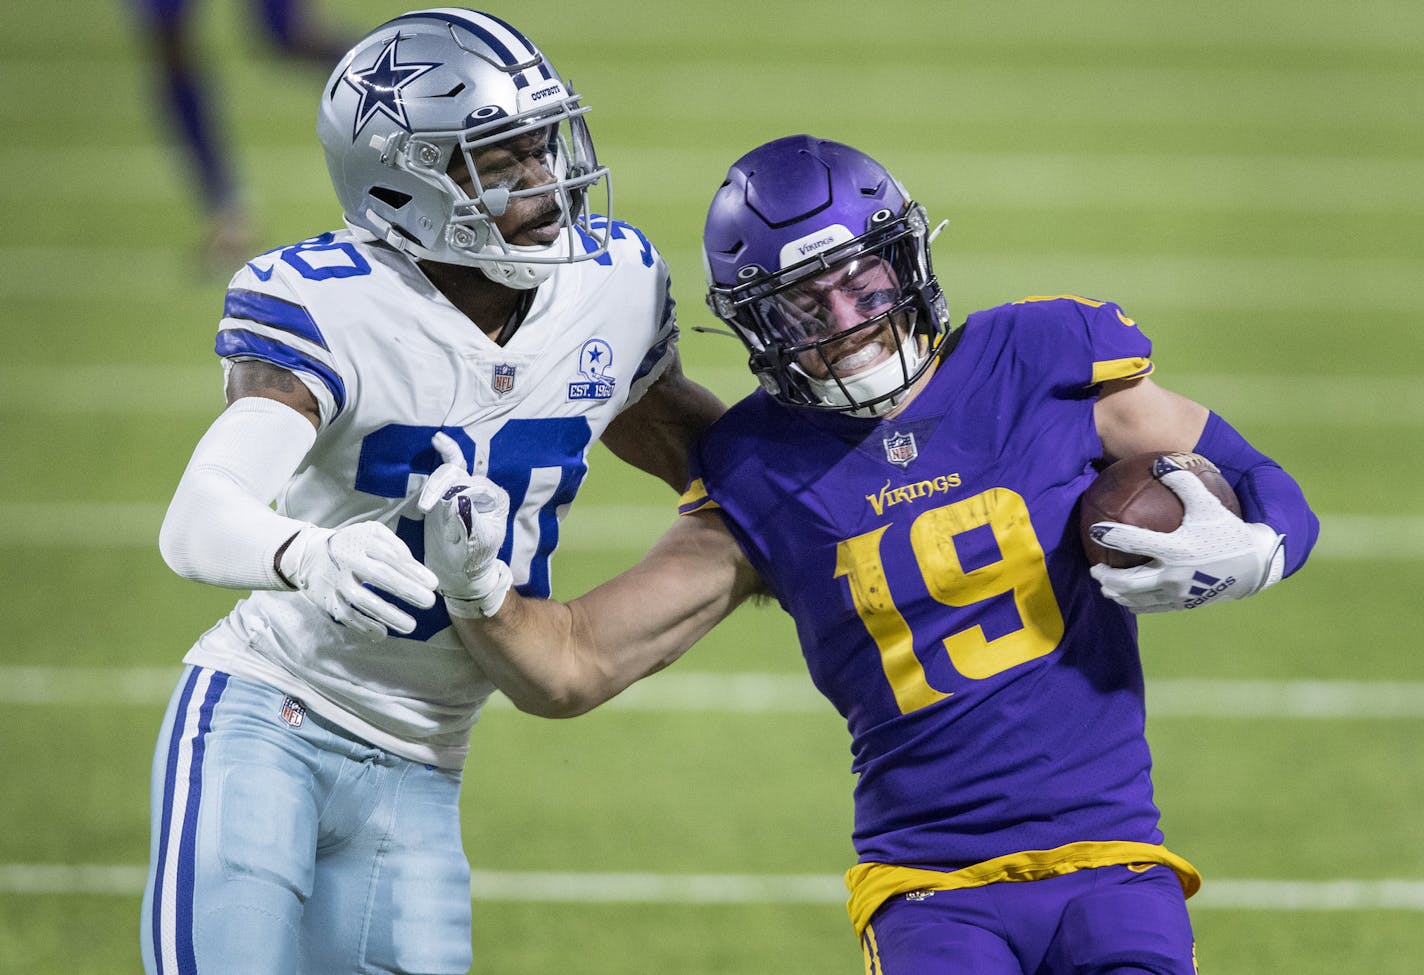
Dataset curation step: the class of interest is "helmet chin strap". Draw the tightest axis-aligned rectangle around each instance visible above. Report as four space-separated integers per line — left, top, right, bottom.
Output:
460 228 573 290
477 254 557 289
803 341 925 419
359 202 574 290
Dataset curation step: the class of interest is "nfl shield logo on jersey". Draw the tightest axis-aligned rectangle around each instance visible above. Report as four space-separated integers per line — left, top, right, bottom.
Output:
491 363 517 396
884 431 918 468
279 696 306 728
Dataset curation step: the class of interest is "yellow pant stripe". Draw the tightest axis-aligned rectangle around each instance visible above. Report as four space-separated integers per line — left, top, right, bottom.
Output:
862 923 883 975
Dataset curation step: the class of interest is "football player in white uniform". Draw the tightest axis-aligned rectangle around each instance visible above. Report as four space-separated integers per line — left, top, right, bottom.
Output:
141 9 724 974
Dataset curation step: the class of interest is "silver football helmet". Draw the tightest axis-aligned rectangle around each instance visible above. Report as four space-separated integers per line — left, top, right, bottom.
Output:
317 8 612 287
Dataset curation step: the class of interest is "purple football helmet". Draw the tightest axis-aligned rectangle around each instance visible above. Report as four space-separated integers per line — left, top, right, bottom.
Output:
703 135 950 417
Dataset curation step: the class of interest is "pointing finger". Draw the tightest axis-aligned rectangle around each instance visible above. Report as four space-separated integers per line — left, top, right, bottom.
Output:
431 431 467 469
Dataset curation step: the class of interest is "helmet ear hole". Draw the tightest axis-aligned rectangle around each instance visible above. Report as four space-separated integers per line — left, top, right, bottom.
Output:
369 186 413 210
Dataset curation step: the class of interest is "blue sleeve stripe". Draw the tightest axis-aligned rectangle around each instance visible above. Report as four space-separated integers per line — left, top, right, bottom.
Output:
215 329 347 417
630 329 676 386
223 289 329 350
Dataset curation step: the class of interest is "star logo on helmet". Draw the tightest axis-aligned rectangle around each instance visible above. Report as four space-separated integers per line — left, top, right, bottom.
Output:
343 36 440 142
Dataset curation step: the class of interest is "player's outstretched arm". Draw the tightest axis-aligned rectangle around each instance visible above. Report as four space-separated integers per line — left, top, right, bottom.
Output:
458 510 761 718
601 352 727 491
420 432 761 716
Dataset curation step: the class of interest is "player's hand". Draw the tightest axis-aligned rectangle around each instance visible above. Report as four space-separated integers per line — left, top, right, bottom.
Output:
279 522 438 637
417 432 514 618
1089 460 1285 614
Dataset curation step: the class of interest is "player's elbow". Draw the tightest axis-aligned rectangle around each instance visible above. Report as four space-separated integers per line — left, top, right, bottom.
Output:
504 684 604 720
495 655 623 719
514 647 678 720
157 500 200 582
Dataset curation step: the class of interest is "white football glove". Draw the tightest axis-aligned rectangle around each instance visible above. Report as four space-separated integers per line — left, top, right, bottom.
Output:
416 432 514 618
1089 458 1285 614
279 522 438 637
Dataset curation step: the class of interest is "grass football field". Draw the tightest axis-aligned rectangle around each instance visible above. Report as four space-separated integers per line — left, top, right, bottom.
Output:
2 1 1421 971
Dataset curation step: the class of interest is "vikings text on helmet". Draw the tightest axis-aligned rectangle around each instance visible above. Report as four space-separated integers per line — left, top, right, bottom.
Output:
703 135 950 417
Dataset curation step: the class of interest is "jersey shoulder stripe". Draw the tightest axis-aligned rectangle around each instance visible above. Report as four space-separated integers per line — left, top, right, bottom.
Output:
630 327 676 388
223 289 330 350
214 329 348 416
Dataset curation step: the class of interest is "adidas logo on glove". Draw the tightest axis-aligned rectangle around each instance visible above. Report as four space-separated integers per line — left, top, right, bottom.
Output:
1184 571 1236 609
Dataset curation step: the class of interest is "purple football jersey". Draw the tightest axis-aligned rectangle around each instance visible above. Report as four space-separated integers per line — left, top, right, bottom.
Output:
684 296 1164 871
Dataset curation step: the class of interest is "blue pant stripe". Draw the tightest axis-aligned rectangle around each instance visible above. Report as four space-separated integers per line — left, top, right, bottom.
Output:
151 667 201 975
152 668 228 975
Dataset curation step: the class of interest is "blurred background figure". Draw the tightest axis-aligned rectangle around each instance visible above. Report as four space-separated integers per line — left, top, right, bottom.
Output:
131 0 354 274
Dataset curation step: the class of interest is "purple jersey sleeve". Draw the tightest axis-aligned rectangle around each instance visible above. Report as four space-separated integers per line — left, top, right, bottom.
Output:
1008 295 1154 388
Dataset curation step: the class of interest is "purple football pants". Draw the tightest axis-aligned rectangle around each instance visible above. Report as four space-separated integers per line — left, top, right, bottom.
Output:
862 865 1196 974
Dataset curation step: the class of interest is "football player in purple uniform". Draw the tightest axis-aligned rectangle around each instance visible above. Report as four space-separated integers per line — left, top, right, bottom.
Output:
131 0 353 272
420 136 1319 973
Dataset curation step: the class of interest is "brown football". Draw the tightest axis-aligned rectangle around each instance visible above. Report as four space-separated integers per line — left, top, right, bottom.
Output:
1079 451 1242 568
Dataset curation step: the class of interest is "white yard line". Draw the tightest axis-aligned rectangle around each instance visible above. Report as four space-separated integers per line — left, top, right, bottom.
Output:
3 668 1423 719
2 863 1421 910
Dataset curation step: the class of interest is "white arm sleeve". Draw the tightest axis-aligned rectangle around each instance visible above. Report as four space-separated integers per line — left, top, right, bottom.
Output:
158 397 318 590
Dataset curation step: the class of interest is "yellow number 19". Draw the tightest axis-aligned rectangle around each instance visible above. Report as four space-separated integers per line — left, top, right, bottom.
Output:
834 489 1065 715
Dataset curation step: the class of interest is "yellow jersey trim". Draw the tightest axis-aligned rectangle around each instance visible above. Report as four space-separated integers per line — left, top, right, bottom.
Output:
1014 294 1138 327
677 478 721 515
844 841 1201 937
1091 357 1154 385
1015 294 1107 308
678 478 708 508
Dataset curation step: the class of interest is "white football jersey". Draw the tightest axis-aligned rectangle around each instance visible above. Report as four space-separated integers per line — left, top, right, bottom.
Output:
183 222 677 767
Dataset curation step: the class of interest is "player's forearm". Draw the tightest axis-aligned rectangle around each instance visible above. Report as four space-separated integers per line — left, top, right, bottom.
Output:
449 591 673 718
449 595 580 717
1194 411 1319 577
450 514 757 718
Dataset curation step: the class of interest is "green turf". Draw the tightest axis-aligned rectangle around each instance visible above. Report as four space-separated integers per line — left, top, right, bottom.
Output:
3 0 1421 971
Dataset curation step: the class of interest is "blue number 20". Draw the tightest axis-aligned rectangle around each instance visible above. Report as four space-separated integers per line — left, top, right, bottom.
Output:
354 417 591 641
